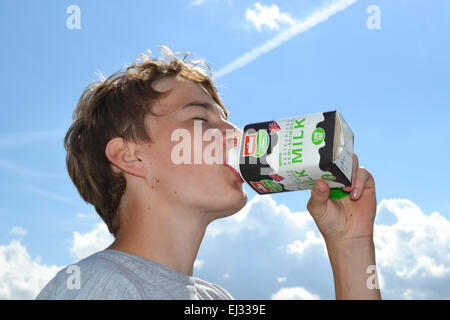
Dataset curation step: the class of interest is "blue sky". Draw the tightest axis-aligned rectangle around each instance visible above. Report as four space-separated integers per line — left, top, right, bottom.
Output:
0 0 449 299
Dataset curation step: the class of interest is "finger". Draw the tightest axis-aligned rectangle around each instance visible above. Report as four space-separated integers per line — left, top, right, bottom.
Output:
350 167 374 201
351 153 359 189
342 153 359 192
307 179 330 219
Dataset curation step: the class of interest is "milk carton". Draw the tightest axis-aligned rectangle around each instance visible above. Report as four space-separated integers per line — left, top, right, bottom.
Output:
227 110 354 199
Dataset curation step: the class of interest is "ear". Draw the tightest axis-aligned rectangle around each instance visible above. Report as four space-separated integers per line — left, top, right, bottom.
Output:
105 137 146 178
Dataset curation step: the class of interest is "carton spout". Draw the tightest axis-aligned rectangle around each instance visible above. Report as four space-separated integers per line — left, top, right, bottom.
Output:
226 145 239 173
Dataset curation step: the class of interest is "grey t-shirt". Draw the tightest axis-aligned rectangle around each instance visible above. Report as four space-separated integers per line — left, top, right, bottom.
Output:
35 249 234 300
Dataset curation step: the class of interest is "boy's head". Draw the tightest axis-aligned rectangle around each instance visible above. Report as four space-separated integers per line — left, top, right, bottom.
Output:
64 47 247 238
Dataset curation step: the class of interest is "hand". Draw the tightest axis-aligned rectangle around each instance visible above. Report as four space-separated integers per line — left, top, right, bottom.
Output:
307 153 377 245
307 155 381 299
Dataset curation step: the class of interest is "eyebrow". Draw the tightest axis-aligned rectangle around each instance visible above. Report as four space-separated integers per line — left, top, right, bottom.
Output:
182 100 227 119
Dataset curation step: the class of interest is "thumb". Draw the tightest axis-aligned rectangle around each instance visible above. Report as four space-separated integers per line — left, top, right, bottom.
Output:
307 179 330 218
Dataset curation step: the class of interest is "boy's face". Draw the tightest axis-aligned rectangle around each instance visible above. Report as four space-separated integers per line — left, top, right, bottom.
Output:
139 75 247 221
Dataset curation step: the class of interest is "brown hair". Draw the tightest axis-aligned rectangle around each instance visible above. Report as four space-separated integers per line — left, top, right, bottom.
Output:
64 46 228 237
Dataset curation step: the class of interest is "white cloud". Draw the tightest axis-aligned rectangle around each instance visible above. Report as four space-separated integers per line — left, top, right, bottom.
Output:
69 223 114 260
10 226 27 238
286 230 325 257
215 0 359 78
246 2 295 32
76 213 91 218
0 222 114 300
199 194 450 299
277 276 287 283
190 0 207 6
2 195 449 299
0 240 61 299
373 199 450 299
271 286 320 300
206 194 312 238
194 259 204 271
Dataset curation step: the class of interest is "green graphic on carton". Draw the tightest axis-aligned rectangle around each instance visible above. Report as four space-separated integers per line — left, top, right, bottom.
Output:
243 130 269 157
279 118 306 167
321 174 336 181
250 179 283 193
262 179 282 192
312 128 325 145
294 169 315 188
255 130 269 157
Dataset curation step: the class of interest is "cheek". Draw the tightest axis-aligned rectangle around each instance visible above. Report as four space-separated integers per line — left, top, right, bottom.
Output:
176 163 223 186
165 164 227 198
148 128 231 194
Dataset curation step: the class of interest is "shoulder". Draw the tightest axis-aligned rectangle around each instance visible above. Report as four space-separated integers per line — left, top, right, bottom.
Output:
35 251 143 300
193 278 235 300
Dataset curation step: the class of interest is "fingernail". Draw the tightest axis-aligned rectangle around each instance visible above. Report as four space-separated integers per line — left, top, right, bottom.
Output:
316 182 325 194
352 188 359 199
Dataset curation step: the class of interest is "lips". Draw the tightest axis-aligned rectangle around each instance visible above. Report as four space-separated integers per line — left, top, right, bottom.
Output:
224 164 244 183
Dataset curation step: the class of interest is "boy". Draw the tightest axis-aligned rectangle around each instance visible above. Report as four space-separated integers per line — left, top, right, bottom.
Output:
36 47 381 300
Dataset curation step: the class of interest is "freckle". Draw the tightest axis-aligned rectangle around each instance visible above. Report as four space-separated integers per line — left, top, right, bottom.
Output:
151 185 154 189
174 191 177 194
156 178 160 183
147 207 151 210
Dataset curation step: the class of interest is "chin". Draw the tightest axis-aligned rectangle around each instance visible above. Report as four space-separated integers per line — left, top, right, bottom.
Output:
209 188 248 221
229 190 248 213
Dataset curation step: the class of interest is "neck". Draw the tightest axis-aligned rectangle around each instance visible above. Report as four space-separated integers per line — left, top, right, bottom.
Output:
107 194 210 277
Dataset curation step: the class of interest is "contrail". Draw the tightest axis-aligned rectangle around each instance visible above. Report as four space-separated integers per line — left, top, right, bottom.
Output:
0 157 66 179
0 129 66 148
214 0 359 79
23 183 75 203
